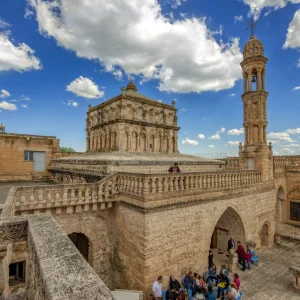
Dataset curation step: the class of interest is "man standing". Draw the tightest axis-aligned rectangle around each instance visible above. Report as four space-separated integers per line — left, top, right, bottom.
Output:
152 275 163 300
236 241 246 271
227 237 235 252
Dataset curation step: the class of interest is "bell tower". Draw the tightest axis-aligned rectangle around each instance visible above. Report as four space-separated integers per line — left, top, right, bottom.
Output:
240 23 273 179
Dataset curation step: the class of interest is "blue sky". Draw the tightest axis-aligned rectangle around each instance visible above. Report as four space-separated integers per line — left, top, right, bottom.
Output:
0 0 300 155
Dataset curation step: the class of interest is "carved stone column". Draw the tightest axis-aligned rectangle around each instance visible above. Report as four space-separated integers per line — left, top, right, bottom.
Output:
248 73 252 91
257 69 262 90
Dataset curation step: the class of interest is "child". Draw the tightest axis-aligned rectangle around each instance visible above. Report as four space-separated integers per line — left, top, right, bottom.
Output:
233 273 240 290
245 249 252 270
205 284 216 300
208 249 214 268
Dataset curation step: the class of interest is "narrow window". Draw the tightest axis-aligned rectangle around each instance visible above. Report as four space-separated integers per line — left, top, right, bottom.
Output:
9 261 25 285
290 202 300 221
24 151 34 161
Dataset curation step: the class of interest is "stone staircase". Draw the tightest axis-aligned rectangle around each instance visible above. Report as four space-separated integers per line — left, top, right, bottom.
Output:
33 173 52 183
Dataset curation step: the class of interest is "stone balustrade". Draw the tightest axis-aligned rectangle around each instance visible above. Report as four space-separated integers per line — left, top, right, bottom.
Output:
7 174 118 216
274 156 300 169
117 170 262 199
224 157 240 170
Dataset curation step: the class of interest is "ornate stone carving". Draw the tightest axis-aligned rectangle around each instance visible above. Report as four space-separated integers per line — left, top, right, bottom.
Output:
0 222 27 241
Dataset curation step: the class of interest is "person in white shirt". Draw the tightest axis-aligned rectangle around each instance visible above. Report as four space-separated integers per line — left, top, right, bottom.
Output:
152 275 163 300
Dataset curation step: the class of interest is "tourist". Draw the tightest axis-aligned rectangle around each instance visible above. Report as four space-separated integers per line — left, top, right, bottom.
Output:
168 162 181 173
229 282 239 299
166 288 177 300
183 271 197 296
217 275 229 300
169 275 185 299
208 264 218 284
152 275 163 300
208 249 214 268
245 249 252 270
227 237 235 252
236 241 246 271
233 273 240 290
225 291 235 300
196 275 207 294
219 264 229 278
205 284 217 300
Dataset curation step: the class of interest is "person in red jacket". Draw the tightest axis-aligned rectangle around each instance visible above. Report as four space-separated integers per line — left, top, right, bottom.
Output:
168 162 181 173
236 241 246 271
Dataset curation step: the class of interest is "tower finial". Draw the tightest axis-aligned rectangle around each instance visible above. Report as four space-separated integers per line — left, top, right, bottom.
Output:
247 17 258 37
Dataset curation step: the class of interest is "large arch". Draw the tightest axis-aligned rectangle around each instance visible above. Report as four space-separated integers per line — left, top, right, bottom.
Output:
260 222 270 248
68 232 92 264
209 206 246 252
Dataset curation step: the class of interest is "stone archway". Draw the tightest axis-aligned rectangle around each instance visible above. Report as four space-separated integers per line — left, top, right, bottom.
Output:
68 232 89 262
260 223 270 247
210 207 246 251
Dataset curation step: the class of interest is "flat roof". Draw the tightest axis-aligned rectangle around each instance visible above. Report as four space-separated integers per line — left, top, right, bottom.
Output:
0 132 57 139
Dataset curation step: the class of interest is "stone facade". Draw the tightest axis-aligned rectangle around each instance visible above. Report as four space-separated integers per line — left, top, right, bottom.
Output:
0 132 60 182
86 82 179 153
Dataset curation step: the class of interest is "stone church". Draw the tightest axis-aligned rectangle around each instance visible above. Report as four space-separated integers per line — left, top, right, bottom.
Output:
0 33 299 299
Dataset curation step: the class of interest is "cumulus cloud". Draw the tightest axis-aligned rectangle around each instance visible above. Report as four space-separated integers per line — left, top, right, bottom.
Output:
0 18 10 29
217 127 226 134
0 101 17 111
0 31 41 72
284 10 300 50
165 0 187 9
243 0 300 19
0 89 10 98
267 132 295 142
21 104 27 108
234 15 244 23
281 147 296 155
182 138 199 146
208 133 220 140
228 128 244 136
67 100 79 107
208 145 214 148
293 86 300 90
113 69 123 80
198 134 205 139
28 0 243 93
229 93 236 96
19 95 30 100
227 141 240 147
287 128 300 134
66 76 104 99
180 108 187 112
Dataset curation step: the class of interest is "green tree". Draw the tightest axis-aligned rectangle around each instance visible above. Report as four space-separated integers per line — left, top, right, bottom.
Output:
59 146 76 153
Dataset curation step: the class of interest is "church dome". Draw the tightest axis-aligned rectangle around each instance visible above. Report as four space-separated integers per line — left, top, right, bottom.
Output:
126 81 137 91
243 36 264 59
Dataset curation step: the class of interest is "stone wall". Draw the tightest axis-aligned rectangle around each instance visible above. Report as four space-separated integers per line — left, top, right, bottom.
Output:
53 210 115 288
115 188 276 296
0 133 59 182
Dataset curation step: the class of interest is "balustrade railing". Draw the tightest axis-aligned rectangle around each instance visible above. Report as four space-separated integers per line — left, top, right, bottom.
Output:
5 170 263 216
117 170 262 198
10 174 118 216
274 156 300 169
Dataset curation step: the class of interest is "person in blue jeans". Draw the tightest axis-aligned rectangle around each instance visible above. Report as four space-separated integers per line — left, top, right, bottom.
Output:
205 285 216 300
208 265 218 284
217 275 229 300
183 271 196 296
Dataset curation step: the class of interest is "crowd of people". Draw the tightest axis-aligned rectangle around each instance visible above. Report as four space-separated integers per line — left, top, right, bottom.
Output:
152 238 254 300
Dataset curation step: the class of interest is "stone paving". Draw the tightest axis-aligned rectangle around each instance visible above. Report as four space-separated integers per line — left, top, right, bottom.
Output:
213 238 300 300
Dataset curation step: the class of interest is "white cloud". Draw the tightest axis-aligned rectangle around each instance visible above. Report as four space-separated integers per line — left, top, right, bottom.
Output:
0 101 17 111
66 76 104 99
29 0 243 94
67 100 79 107
293 86 300 90
182 138 199 146
0 18 10 29
0 89 10 98
267 132 295 142
19 95 30 100
24 7 34 19
180 108 187 112
165 0 187 9
208 133 220 140
243 0 300 19
0 110 1 113
0 31 41 72
286 128 300 134
217 127 226 133
21 104 27 108
10 100 17 102
228 128 244 136
284 10 300 50
234 15 244 23
229 93 236 96
208 145 214 148
298 59 300 68
281 147 296 155
113 69 123 80
273 151 279 155
198 134 205 139
227 141 240 147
